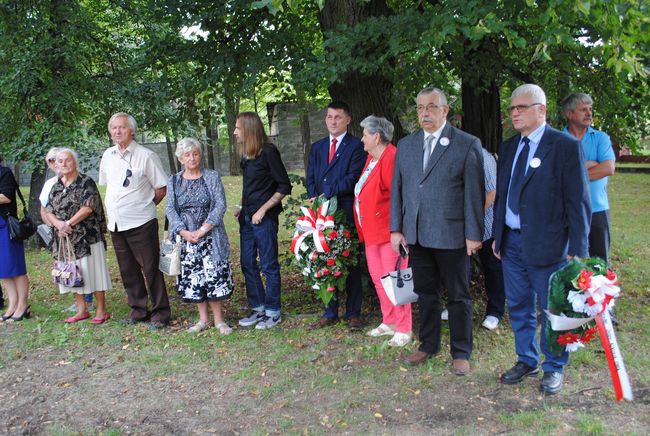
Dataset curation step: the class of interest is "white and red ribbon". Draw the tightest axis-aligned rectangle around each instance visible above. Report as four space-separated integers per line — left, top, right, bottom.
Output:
290 200 335 259
545 271 633 401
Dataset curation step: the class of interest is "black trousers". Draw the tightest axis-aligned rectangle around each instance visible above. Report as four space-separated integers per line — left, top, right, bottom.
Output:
477 238 505 319
410 244 472 359
589 210 610 264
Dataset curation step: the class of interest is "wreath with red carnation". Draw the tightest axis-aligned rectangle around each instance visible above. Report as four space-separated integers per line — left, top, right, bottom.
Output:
289 195 360 305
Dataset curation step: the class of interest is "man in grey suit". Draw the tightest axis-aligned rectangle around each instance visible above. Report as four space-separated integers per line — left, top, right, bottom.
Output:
390 86 485 375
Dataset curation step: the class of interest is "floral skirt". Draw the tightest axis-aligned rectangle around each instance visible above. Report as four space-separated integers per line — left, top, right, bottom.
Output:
177 236 234 303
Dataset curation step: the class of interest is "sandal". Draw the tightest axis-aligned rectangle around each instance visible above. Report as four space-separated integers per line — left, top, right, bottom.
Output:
366 323 395 337
188 320 210 333
215 322 233 335
91 313 111 325
388 332 413 347
64 313 90 323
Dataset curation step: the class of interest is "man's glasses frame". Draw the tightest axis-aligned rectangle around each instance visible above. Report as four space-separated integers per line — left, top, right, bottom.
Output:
416 103 445 113
507 102 543 114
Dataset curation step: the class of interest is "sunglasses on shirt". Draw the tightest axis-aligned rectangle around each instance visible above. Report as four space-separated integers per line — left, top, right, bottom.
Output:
123 169 132 187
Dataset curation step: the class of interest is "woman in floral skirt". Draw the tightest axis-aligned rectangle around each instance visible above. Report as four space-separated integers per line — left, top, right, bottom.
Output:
166 138 234 334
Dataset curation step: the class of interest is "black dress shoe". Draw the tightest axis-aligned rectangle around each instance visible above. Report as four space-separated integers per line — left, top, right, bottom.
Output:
540 371 564 395
501 362 539 385
10 305 31 322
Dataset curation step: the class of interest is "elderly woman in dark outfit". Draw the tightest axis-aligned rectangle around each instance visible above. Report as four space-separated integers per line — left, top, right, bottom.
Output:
166 138 234 334
44 148 112 324
0 156 31 322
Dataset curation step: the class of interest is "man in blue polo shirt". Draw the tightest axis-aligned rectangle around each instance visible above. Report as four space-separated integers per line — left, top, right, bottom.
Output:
562 93 615 264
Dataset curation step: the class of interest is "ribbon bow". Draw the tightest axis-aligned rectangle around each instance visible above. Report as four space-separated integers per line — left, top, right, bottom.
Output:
290 200 335 259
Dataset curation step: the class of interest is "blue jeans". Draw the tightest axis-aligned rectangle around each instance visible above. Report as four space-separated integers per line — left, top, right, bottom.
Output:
239 215 281 316
501 229 568 373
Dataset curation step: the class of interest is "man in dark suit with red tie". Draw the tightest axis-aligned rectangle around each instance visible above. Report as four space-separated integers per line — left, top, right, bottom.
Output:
306 101 366 330
493 84 591 395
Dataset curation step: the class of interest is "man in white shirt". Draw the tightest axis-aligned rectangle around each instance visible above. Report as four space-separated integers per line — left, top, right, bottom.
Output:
99 112 170 328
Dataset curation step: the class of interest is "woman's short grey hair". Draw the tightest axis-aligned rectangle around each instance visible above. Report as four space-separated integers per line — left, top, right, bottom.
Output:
45 147 62 162
511 84 547 106
56 148 79 167
360 115 394 144
175 137 203 158
561 92 593 114
417 86 449 107
108 112 138 134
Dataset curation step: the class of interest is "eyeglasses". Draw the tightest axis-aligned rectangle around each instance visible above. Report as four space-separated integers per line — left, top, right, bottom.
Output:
123 169 132 187
416 103 444 113
47 158 56 163
507 103 542 114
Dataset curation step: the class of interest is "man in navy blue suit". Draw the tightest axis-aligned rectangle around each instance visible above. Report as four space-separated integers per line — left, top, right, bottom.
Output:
493 84 591 395
306 101 366 330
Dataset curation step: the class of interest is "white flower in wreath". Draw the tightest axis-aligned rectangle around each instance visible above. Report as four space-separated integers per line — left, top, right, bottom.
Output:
568 290 587 313
566 341 585 352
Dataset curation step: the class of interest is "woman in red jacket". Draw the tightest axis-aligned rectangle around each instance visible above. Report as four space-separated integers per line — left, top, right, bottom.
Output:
354 116 412 346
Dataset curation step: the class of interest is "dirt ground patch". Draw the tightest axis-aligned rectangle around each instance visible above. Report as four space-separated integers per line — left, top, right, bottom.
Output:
1 318 648 435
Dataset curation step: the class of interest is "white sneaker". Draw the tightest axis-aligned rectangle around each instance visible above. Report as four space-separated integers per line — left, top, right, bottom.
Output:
441 309 448 321
388 332 412 347
481 315 499 331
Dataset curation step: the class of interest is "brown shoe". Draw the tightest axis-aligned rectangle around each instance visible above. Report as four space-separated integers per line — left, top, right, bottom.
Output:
347 316 364 331
452 359 470 376
404 350 432 366
308 316 338 330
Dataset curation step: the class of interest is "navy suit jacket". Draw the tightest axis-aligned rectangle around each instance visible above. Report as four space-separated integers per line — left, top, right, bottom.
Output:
493 125 591 266
307 133 366 223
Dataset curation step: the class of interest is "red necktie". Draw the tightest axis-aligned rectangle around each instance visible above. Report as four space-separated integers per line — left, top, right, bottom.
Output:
328 138 338 164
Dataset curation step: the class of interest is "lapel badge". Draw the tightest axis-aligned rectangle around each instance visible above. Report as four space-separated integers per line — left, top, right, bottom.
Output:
530 157 541 168
439 137 450 146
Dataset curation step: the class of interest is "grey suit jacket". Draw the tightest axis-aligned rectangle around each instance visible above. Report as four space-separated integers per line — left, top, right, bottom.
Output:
390 123 485 249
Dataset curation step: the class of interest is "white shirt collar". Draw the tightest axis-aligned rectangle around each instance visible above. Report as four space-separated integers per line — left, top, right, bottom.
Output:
329 132 347 145
424 121 446 143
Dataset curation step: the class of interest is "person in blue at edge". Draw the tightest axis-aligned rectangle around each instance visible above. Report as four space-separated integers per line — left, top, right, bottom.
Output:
306 101 366 331
493 84 591 395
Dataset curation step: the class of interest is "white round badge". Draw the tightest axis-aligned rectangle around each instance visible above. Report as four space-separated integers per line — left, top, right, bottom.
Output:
439 137 450 146
530 157 541 168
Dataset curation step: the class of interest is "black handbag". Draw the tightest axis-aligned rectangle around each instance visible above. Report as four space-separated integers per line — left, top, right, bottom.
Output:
6 188 37 241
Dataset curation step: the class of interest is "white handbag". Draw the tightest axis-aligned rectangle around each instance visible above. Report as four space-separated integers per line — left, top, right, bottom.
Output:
159 218 181 276
380 252 417 306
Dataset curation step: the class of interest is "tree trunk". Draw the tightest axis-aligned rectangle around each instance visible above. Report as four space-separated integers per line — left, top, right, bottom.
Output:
318 0 405 141
224 90 241 176
296 88 312 173
165 134 177 174
461 78 502 154
458 38 504 154
205 124 216 170
27 165 46 247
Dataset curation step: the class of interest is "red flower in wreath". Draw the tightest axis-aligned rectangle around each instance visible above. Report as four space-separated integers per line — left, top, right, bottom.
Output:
342 250 350 257
605 268 619 285
558 332 581 346
328 230 338 239
322 268 330 275
576 269 593 291
342 230 351 238
581 327 598 343
333 270 342 277
326 258 336 267
327 286 336 293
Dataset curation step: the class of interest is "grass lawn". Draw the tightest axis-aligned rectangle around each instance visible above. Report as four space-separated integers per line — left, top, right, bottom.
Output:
0 171 648 434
